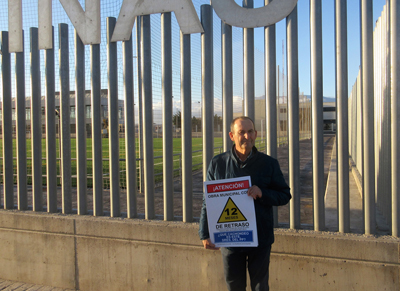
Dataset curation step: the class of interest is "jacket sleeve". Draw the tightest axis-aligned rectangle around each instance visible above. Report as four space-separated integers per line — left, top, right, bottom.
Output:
258 159 291 206
198 160 215 240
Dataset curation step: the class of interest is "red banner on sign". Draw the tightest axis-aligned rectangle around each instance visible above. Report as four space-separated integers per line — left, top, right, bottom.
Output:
207 180 250 193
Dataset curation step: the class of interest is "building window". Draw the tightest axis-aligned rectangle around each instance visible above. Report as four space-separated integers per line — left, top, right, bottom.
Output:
86 105 91 118
26 108 31 120
70 106 75 119
103 106 108 118
118 107 123 119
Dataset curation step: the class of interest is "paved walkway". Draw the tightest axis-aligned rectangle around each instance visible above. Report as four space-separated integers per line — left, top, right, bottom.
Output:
0 279 74 291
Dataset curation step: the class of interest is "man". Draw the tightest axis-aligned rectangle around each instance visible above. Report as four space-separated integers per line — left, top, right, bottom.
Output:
198 116 291 291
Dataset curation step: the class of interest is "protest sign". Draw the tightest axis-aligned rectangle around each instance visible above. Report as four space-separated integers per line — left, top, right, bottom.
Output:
204 176 258 247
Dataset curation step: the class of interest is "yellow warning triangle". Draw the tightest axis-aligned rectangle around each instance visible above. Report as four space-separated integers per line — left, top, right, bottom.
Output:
217 197 247 223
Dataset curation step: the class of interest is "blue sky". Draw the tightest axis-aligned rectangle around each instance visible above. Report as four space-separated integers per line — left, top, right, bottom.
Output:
251 0 387 98
0 0 389 109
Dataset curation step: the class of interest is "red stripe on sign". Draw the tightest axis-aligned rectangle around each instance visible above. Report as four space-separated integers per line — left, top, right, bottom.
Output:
207 180 250 193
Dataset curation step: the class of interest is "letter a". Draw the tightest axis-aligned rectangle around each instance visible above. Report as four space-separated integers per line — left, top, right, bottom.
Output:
8 0 23 52
211 0 297 28
58 0 101 45
111 0 204 42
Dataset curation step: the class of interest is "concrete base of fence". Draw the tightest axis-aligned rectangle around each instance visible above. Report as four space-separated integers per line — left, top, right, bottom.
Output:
0 210 399 291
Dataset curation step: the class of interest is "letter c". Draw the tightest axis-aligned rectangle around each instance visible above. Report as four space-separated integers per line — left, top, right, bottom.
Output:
211 0 297 28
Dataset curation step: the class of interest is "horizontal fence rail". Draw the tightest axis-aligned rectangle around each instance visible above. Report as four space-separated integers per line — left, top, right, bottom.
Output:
0 0 398 237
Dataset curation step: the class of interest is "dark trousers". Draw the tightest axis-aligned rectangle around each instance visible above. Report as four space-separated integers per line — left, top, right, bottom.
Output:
221 245 271 291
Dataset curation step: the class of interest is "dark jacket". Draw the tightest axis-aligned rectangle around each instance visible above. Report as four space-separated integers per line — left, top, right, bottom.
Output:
198 146 291 248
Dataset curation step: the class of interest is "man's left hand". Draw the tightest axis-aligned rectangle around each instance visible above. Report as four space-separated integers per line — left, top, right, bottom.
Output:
247 185 262 200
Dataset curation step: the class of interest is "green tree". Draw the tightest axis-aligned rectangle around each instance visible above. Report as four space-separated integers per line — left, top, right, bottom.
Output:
192 116 201 131
172 111 181 128
214 114 222 131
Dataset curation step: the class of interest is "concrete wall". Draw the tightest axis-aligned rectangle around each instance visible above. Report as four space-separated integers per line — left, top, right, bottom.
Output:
0 210 399 291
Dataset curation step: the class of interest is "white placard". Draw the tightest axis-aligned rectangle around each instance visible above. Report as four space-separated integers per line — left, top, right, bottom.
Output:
204 176 258 247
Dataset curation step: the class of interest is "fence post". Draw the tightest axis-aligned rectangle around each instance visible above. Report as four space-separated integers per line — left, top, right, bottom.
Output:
123 32 137 219
45 27 58 213
75 30 87 215
201 4 214 181
310 0 325 231
30 27 43 211
181 31 193 222
59 23 72 214
1 31 14 210
335 0 350 233
141 15 155 219
287 5 301 229
107 17 120 217
391 0 400 237
162 13 174 221
15 30 27 210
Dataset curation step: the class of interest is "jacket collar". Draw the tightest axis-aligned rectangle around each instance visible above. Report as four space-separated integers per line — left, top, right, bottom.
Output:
230 145 258 168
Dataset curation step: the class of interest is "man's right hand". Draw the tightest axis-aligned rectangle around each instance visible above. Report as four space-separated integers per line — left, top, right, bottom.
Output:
202 238 220 250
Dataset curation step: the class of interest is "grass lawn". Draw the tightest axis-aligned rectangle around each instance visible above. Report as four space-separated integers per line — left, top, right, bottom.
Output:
0 136 227 188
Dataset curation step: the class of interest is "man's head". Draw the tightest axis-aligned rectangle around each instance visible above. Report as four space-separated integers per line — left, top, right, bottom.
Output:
229 116 257 156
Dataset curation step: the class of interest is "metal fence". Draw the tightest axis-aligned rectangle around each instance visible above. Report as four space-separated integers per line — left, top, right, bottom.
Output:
0 1 399 237
349 1 399 236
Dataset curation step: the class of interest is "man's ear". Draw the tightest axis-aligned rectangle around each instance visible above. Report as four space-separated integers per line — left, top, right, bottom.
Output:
229 131 234 141
254 130 258 139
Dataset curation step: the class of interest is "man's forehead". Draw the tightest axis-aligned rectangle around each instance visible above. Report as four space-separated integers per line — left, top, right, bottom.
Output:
233 119 254 130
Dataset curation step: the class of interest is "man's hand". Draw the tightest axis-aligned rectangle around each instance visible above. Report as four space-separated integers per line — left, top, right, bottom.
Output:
247 185 262 200
202 238 220 250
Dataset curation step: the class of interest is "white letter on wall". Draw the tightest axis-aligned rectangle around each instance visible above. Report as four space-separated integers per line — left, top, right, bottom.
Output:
59 0 101 45
111 0 204 42
38 0 52 49
211 0 297 28
9 0 23 52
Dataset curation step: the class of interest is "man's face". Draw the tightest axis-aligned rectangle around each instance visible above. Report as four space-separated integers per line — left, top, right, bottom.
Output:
229 119 257 154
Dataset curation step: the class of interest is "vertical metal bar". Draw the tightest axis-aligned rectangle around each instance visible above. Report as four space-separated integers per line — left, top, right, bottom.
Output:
383 3 391 226
181 31 193 222
162 13 174 221
243 0 255 120
59 23 72 214
45 27 57 213
1 32 14 209
277 65 280 148
361 0 375 235
222 22 233 152
335 0 350 233
384 3 391 228
107 17 120 217
123 33 137 218
137 16 144 195
287 6 301 229
15 31 27 210
391 0 400 237
265 0 278 227
310 0 325 231
75 30 87 215
141 15 155 219
30 28 43 211
91 43 103 216
201 4 214 180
